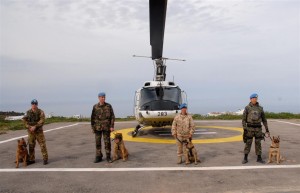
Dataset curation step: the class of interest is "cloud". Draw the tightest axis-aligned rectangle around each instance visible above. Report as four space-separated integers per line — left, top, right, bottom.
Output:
1 0 299 117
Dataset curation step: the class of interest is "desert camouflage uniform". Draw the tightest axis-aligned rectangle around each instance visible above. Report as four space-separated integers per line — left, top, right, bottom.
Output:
172 114 195 157
23 108 48 161
242 102 269 155
91 102 115 158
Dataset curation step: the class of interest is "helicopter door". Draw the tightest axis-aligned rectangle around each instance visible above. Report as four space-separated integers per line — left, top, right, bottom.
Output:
181 90 187 104
134 90 141 118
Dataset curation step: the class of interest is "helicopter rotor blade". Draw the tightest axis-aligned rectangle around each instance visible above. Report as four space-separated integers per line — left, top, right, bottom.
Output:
149 0 168 60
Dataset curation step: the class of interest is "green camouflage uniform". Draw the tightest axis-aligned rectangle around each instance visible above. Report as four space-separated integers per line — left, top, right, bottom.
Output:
91 102 115 158
242 102 269 155
22 108 48 161
171 114 195 157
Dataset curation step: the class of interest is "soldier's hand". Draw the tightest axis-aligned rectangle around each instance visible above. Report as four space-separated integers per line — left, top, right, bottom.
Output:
173 134 177 139
110 128 114 132
265 132 270 138
29 126 35 132
188 134 192 139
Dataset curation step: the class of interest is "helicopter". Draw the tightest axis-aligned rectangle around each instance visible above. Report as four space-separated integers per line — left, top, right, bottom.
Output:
132 0 187 137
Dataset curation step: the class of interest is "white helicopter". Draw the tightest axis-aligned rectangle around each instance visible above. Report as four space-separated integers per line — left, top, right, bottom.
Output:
132 0 187 137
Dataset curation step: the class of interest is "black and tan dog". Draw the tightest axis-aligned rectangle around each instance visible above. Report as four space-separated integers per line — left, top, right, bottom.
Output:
112 133 128 162
16 138 28 168
267 136 284 164
182 138 201 165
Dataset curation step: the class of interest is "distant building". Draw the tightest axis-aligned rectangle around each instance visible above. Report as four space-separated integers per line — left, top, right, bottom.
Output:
234 109 244 115
207 109 244 116
72 114 83 119
207 112 222 117
5 115 24 120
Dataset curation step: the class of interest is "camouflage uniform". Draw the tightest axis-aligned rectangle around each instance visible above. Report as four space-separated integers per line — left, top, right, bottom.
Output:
22 108 48 162
171 114 195 159
242 102 269 156
91 102 115 159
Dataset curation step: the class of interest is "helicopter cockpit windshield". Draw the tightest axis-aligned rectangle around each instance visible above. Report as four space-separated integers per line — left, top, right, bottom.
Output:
139 87 182 111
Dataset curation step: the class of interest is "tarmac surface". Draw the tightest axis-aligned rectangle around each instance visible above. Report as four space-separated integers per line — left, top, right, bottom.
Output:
0 119 300 193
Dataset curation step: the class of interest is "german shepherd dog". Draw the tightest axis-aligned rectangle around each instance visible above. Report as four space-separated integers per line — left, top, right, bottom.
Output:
267 136 284 164
16 138 28 168
112 133 128 161
182 138 201 165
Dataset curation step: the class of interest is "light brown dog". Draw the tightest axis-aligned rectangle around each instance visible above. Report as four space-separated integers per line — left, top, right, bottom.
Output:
112 133 128 162
267 136 283 164
183 138 201 165
16 138 28 168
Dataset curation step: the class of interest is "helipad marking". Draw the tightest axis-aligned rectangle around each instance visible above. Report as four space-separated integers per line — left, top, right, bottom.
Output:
0 123 79 144
158 132 217 136
1 165 299 172
272 120 300 126
114 126 243 144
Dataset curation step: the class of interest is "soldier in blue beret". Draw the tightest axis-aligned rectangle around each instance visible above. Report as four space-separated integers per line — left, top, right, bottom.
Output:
242 93 270 164
91 92 115 163
22 99 49 165
171 103 195 164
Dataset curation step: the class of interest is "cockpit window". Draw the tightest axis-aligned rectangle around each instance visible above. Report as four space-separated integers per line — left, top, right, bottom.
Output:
140 87 181 106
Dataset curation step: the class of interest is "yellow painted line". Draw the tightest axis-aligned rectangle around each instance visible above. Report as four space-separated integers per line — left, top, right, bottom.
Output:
111 126 243 144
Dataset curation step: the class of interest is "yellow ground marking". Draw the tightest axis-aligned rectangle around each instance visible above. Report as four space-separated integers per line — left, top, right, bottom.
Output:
111 126 243 144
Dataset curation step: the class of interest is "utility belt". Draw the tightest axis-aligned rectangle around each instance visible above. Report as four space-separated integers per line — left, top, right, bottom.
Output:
95 120 110 125
246 123 262 128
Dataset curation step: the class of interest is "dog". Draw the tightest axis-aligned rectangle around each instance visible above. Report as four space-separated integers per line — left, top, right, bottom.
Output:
16 138 28 168
267 136 284 164
112 133 128 161
182 138 201 165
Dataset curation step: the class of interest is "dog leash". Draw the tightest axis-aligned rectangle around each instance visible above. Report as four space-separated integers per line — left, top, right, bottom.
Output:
175 136 183 144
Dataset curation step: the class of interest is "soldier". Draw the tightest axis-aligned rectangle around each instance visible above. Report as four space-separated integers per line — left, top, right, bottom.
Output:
171 103 195 164
22 99 48 165
242 93 270 164
91 92 115 163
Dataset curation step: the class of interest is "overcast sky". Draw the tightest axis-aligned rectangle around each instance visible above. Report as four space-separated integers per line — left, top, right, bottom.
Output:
0 0 299 117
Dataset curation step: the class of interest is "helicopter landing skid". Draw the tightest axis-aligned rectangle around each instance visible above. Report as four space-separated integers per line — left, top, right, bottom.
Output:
132 124 144 137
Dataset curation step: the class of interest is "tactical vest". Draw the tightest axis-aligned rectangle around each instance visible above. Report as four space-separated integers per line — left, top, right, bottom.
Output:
25 109 42 126
246 103 263 125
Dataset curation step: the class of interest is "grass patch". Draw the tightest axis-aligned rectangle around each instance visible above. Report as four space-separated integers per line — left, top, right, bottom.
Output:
0 113 299 133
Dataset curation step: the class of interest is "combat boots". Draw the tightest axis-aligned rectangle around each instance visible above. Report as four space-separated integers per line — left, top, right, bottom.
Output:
43 160 48 165
242 154 248 164
94 156 102 163
177 156 182 164
106 154 112 163
257 155 265 164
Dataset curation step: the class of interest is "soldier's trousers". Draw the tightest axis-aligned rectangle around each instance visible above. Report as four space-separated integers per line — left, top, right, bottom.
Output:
28 129 48 161
244 127 264 155
176 135 189 157
95 130 111 157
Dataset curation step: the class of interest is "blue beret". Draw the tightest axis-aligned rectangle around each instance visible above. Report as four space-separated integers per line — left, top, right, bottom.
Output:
98 92 106 97
179 103 188 109
31 99 38 104
250 93 258 99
